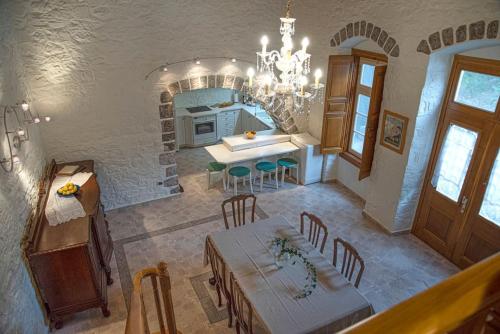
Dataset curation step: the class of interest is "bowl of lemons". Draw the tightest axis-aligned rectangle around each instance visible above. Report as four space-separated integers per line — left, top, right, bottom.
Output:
244 130 257 139
57 182 80 197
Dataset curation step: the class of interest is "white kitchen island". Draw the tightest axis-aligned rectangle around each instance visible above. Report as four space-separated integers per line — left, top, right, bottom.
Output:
205 130 323 185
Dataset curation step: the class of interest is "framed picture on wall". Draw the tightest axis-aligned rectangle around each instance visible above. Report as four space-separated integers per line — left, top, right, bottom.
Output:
380 110 409 154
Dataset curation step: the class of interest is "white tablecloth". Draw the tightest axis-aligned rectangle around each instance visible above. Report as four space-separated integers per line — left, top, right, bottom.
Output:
45 172 94 226
207 216 373 334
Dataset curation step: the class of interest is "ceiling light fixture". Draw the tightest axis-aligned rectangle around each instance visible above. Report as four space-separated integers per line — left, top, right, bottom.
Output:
45 116 51 122
162 65 168 72
245 0 324 124
33 117 40 124
231 58 237 63
195 58 201 65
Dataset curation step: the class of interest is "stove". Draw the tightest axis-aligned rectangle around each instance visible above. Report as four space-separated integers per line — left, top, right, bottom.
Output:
186 105 211 113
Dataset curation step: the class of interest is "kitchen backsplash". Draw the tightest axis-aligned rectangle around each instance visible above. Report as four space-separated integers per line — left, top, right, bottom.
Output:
174 88 237 108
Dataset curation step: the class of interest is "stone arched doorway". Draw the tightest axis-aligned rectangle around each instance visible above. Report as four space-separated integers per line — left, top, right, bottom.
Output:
157 74 246 193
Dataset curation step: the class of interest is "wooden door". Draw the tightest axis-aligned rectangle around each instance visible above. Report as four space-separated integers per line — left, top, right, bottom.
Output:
452 124 500 267
320 55 357 154
413 55 500 264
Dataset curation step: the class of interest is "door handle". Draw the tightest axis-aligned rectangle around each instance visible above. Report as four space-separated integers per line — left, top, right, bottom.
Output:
460 196 469 214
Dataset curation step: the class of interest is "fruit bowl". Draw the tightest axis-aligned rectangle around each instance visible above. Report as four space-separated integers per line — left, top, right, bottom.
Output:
57 183 80 197
245 131 257 139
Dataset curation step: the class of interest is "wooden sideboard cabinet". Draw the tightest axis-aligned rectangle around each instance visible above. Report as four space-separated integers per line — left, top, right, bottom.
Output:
22 160 113 330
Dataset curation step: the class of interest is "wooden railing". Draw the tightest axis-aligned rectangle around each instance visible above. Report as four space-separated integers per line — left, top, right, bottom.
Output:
340 253 500 334
125 262 181 334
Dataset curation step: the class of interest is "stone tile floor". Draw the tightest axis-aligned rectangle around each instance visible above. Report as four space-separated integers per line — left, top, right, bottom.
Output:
58 147 459 333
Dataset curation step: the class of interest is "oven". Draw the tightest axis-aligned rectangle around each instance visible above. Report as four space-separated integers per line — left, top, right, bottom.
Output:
193 115 217 146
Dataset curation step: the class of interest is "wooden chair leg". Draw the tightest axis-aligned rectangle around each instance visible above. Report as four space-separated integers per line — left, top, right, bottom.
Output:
227 297 233 327
249 172 253 193
222 170 227 190
216 284 222 307
281 166 286 184
234 176 237 195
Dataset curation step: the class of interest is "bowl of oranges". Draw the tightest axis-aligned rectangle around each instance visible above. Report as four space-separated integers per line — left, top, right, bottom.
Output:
57 182 80 197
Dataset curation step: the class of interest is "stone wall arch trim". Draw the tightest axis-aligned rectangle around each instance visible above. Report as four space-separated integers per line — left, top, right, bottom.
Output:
160 74 246 103
417 20 499 55
330 20 400 57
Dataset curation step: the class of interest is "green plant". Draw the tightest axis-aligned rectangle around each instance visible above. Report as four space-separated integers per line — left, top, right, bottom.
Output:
271 237 318 299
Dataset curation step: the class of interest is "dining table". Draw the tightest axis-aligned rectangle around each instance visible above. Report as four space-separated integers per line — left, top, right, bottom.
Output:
205 215 374 334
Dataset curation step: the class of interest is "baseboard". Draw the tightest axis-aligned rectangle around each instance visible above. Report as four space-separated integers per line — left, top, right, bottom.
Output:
362 210 410 235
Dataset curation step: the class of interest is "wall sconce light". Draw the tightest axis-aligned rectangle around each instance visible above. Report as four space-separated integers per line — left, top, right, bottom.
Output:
162 65 168 72
21 101 29 111
194 58 201 65
45 116 51 122
231 58 237 63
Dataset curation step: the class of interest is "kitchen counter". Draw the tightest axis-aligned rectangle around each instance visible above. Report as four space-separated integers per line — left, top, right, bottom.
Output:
222 129 290 151
175 103 274 128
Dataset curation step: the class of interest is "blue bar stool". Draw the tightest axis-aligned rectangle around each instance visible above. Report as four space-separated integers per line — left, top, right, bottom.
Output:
228 166 253 195
255 161 278 191
207 162 227 190
277 157 299 185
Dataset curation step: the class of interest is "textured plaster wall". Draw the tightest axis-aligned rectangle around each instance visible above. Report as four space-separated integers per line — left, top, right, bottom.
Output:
0 2 48 333
7 0 500 218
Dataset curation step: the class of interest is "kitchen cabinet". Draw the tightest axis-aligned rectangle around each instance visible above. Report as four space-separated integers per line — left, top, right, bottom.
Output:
175 116 186 150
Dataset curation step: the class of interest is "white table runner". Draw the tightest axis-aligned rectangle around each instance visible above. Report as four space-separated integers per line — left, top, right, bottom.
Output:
207 216 373 334
45 172 94 226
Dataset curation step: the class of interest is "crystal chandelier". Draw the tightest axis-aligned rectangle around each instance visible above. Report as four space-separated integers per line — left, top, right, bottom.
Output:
246 0 324 133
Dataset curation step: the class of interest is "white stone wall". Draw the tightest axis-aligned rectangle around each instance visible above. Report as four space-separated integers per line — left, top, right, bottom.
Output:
0 2 48 332
8 0 500 215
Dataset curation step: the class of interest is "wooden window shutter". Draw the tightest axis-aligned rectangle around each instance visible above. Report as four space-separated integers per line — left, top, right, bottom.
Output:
321 55 357 154
358 64 387 180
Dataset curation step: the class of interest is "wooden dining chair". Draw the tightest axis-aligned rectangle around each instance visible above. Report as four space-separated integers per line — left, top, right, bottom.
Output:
125 262 181 334
205 237 233 327
332 238 365 288
300 212 328 253
230 272 253 334
221 194 257 229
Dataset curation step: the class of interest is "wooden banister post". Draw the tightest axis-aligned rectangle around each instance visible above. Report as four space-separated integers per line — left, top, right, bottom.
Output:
158 262 177 334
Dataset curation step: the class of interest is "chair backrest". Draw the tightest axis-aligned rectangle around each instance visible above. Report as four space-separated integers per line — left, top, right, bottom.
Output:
125 262 179 334
230 272 253 334
221 194 256 229
300 212 328 253
205 237 227 291
333 238 365 288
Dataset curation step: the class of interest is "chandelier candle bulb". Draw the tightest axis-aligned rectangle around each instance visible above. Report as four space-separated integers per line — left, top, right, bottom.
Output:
33 117 40 124
45 116 51 122
247 67 255 87
301 37 309 53
261 35 268 55
314 69 322 88
17 128 25 136
300 76 308 96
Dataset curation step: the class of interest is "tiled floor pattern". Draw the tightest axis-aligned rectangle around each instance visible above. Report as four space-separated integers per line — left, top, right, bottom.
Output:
58 147 459 333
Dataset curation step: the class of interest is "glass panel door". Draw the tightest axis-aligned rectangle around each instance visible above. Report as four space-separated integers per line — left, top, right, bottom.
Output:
431 124 478 202
479 149 500 226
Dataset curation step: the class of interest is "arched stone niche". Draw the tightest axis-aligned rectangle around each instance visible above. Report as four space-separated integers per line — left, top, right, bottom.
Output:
330 21 400 57
416 20 499 55
157 74 245 193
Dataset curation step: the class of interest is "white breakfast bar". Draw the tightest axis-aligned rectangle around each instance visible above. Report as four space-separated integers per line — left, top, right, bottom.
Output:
204 129 323 186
